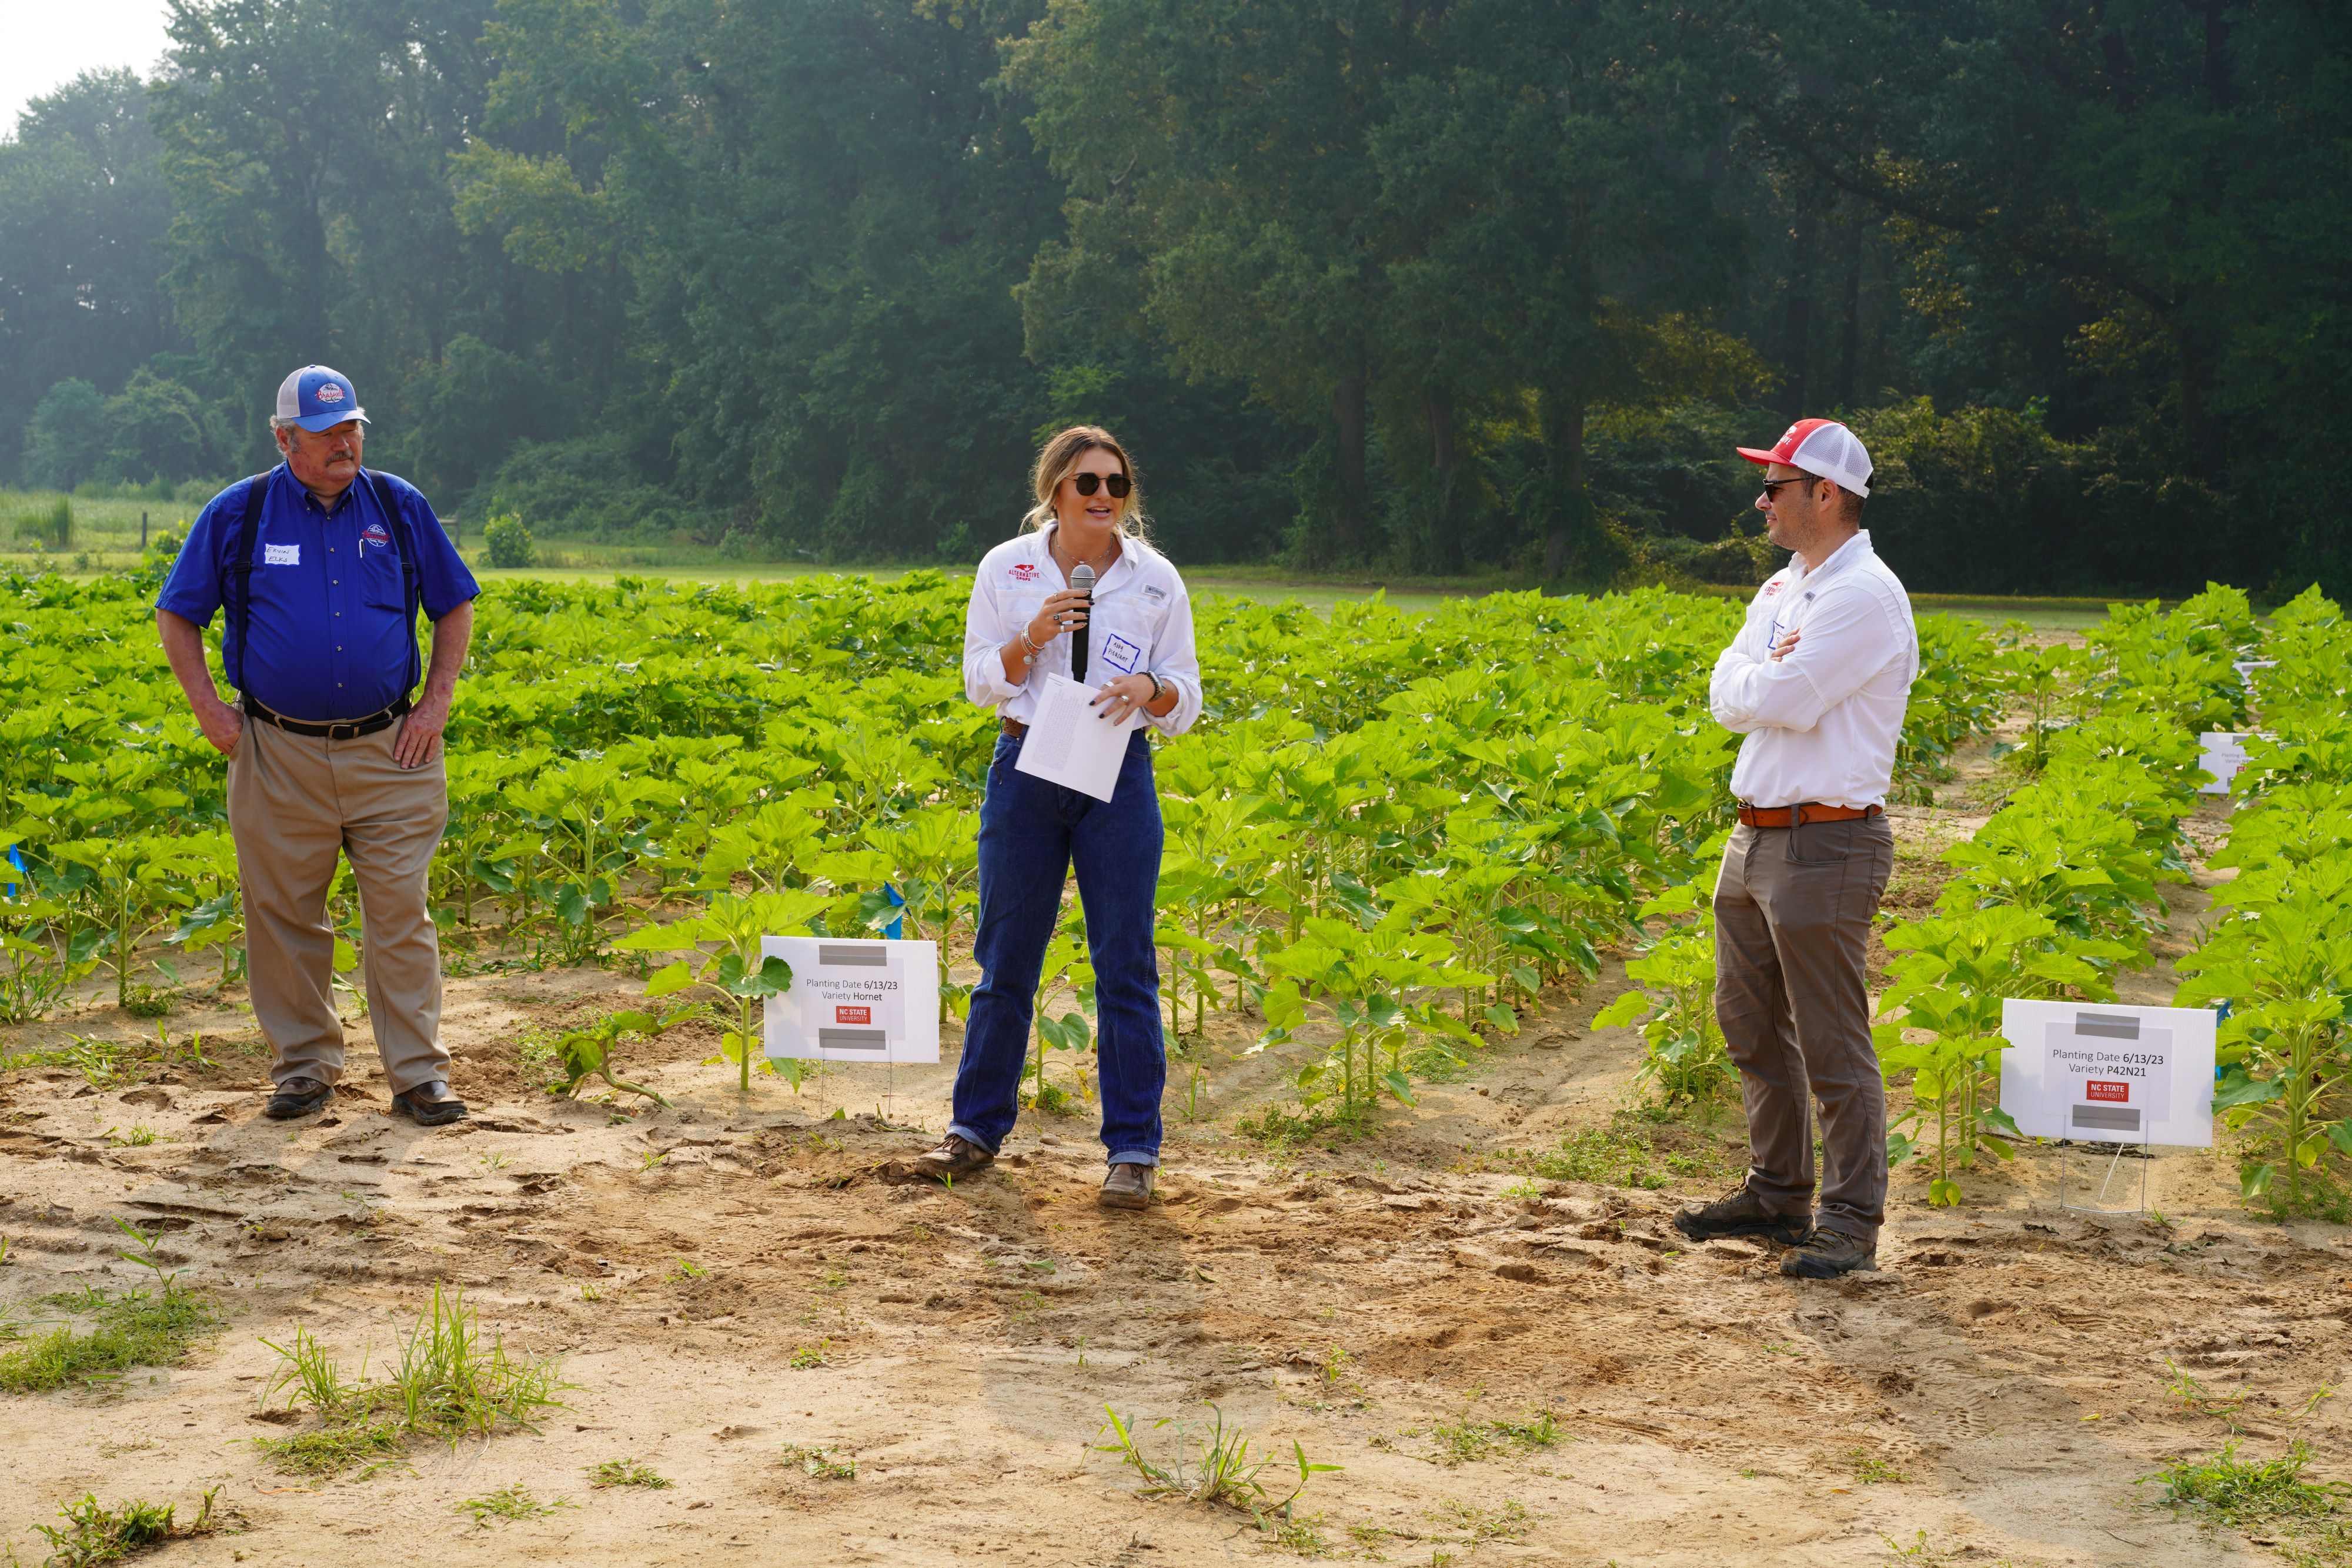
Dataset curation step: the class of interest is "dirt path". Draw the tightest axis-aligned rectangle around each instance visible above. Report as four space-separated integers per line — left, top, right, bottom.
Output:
3 764 2346 1566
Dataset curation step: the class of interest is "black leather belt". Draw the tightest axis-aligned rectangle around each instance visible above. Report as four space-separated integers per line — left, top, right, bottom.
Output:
243 693 412 740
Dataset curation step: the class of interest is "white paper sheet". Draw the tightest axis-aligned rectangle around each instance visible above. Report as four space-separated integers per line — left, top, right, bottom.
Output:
1013 673 1139 802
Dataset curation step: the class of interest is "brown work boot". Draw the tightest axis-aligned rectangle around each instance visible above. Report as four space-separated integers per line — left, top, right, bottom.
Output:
392 1081 469 1127
263 1076 333 1119
1780 1227 1877 1279
1098 1162 1155 1211
910 1135 994 1184
1673 1182 1809 1246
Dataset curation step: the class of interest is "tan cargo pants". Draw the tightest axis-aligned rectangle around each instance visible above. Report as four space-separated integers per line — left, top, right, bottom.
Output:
1712 816 1895 1242
225 716 450 1095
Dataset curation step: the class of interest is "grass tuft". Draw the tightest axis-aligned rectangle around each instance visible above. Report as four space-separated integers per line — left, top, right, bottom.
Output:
2146 1439 2347 1527
779 1443 856 1480
32 1486 226 1566
586 1457 671 1489
252 1282 569 1477
453 1483 569 1529
0 1288 218 1393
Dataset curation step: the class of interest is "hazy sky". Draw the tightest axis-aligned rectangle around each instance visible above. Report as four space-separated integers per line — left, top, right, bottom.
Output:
2 0 176 133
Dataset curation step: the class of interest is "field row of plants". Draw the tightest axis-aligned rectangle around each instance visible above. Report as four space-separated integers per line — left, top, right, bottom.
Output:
2176 588 2352 1216
2 557 2013 1114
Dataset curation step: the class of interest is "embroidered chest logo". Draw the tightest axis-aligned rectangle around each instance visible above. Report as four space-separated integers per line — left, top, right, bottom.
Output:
1008 562 1040 582
1141 584 1166 601
360 520 392 556
1762 580 1785 599
263 543 300 567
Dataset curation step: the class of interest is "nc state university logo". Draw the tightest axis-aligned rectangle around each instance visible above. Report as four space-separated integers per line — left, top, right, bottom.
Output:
835 1005 871 1025
1008 563 1040 582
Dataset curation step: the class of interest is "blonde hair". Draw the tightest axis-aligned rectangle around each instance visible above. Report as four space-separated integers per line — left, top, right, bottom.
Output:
1021 424 1150 537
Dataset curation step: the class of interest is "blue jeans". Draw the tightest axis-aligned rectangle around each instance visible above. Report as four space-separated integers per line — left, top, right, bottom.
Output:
948 728 1166 1166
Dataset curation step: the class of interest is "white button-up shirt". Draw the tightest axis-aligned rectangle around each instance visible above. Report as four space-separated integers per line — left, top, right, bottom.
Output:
1709 529 1918 809
961 526 1203 737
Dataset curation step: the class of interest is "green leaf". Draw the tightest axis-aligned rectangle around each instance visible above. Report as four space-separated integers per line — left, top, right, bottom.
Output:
1482 1002 1519 1036
644 960 695 999
1379 1069 1417 1106
1591 991 1649 1029
2212 1068 2283 1110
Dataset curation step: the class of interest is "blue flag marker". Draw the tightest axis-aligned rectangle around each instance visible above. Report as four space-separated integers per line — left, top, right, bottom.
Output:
883 883 906 940
3 845 24 899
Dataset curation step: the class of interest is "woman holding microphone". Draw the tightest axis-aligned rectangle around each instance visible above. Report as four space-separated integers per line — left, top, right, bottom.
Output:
911 426 1201 1209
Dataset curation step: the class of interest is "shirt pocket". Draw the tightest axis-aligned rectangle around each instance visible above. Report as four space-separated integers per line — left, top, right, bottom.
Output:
358 541 409 611
1089 596 1162 677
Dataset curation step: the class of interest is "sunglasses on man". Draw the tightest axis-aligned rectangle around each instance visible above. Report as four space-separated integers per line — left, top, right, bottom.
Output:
1070 472 1132 498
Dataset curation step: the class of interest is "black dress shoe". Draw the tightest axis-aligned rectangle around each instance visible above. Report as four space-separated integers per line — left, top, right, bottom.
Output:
910 1135 994 1183
392 1083 469 1126
264 1076 333 1119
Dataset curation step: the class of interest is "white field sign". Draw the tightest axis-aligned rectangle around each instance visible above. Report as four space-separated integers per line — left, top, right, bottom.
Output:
2198 731 2274 795
1999 1000 2216 1146
761 936 941 1064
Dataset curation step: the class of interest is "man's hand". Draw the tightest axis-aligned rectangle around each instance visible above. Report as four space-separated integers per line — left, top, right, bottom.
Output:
194 695 244 756
1771 627 1802 662
393 691 450 770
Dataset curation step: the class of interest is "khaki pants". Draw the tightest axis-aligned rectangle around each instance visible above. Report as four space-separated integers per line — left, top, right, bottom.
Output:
1712 817 1895 1242
226 717 450 1095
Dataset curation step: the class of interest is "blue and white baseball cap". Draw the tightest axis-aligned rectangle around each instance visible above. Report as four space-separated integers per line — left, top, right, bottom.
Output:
275 365 369 432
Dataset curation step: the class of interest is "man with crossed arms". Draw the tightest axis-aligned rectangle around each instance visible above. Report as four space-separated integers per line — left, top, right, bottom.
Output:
156 366 479 1126
1675 418 1918 1279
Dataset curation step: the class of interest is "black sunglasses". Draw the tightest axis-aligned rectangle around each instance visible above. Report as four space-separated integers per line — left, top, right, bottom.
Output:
1758 476 1818 499
1070 472 1132 498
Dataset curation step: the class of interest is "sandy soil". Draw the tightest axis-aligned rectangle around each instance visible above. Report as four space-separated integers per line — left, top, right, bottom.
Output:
2 754 2346 1567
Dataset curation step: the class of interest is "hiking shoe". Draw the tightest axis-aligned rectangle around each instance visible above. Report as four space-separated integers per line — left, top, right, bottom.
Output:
910 1135 994 1184
391 1082 469 1127
1673 1183 1809 1246
1780 1228 1877 1279
1099 1162 1155 1211
263 1076 333 1119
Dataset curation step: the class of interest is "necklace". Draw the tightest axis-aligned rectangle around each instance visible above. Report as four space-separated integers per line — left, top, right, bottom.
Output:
1052 528 1120 577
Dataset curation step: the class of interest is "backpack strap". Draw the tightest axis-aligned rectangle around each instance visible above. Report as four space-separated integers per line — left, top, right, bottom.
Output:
363 469 425 695
225 467 277 693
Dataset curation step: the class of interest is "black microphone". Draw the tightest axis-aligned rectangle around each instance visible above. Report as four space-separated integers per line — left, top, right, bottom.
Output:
1069 561 1094 684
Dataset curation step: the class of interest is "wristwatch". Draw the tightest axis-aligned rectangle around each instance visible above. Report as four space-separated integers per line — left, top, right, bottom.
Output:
1146 670 1167 705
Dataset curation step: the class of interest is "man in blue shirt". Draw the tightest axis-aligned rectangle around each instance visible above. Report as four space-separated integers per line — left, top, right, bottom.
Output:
156 365 480 1126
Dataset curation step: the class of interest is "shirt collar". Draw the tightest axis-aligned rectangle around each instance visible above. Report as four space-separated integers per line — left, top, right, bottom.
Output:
1795 528 1872 583
1039 524 1140 589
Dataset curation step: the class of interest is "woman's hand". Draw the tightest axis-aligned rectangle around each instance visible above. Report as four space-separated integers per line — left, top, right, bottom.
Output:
1026 588 1092 650
1090 673 1159 724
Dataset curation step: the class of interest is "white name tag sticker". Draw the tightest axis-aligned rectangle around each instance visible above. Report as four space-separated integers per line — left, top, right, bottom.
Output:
263 543 300 567
1101 633 1143 674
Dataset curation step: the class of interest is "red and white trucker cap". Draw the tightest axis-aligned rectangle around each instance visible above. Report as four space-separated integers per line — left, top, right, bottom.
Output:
1736 417 1871 497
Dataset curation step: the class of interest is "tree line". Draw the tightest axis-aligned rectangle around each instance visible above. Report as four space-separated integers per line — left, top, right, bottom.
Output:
1 0 2344 597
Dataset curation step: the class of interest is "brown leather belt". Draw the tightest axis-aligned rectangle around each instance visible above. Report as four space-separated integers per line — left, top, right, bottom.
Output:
1001 717 1028 737
1738 801 1883 828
